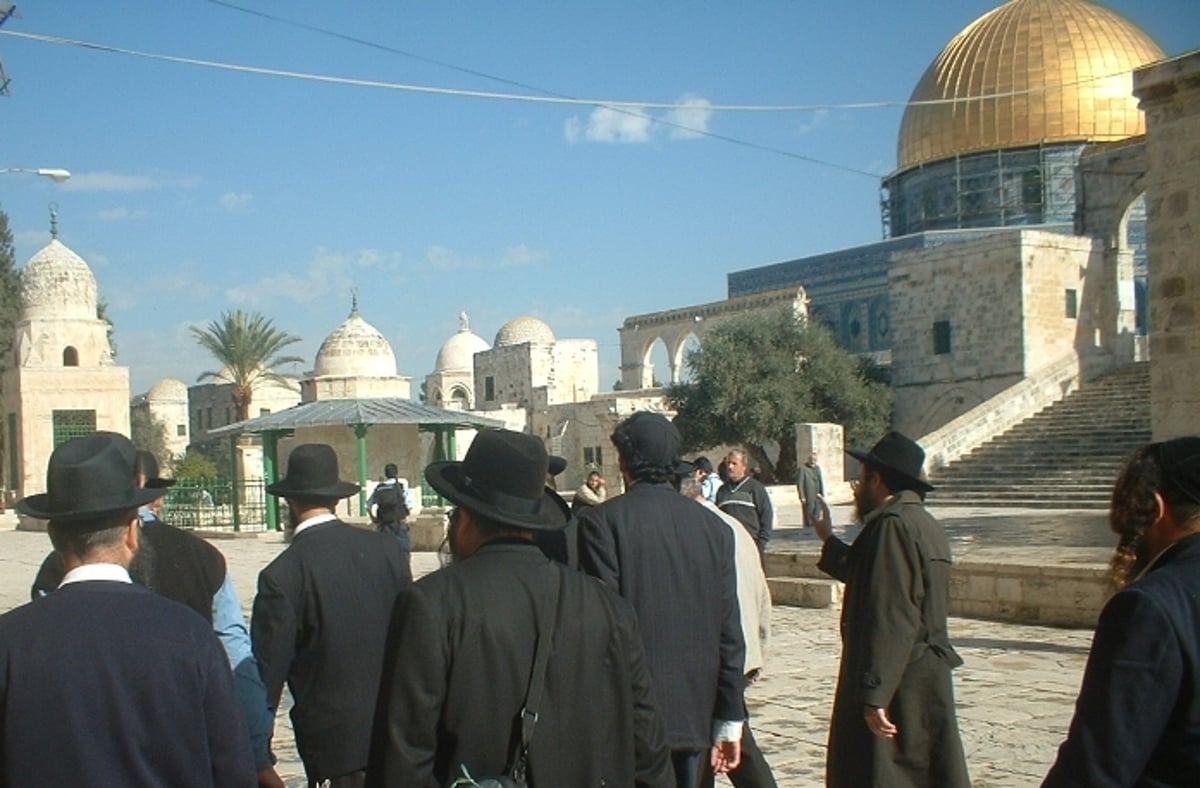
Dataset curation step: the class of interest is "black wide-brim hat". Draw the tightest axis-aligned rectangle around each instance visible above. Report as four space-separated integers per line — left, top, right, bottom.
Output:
266 444 361 499
425 429 569 531
846 431 935 494
136 450 176 489
18 431 163 523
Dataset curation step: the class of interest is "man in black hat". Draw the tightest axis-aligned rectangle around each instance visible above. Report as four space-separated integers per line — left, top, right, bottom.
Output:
811 431 970 788
367 429 673 787
252 443 412 787
30 449 282 786
577 412 746 788
1044 437 1200 786
0 431 255 785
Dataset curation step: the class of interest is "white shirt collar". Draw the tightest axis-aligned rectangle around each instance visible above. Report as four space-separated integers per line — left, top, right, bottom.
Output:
293 511 338 537
59 563 132 587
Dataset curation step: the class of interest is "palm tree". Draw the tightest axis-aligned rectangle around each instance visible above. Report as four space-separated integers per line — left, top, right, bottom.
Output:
190 310 305 422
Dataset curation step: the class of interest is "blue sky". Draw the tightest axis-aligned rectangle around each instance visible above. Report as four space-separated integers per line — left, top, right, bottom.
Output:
1 0 1196 396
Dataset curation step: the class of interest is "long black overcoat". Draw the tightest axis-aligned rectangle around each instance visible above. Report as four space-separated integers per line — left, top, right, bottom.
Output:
366 540 673 787
817 490 970 788
252 519 411 781
577 481 745 752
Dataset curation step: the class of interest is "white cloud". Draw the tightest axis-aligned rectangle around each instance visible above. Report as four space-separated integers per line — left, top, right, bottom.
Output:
423 245 468 272
95 207 149 221
499 244 546 268
665 95 712 139
226 251 357 308
219 192 253 211
565 105 652 144
797 108 829 135
62 171 163 192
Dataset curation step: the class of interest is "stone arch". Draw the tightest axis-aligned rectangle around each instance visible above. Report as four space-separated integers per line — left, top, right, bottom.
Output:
62 346 79 367
916 385 982 437
672 332 702 383
447 383 472 409
642 337 670 389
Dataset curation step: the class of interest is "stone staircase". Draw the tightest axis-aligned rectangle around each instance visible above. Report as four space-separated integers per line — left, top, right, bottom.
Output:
927 362 1151 508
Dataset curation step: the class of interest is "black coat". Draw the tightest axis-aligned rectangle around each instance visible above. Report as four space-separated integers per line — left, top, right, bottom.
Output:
577 482 745 751
818 490 970 788
367 540 673 787
0 580 255 786
251 519 411 781
1043 532 1200 786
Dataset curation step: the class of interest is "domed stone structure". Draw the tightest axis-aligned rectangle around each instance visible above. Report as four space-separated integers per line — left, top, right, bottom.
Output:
300 300 410 402
20 238 98 320
494 316 555 347
434 312 490 373
146 377 188 401
884 0 1164 237
313 305 397 378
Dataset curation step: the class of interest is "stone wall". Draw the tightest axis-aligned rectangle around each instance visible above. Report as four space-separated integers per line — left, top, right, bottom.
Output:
1134 51 1200 440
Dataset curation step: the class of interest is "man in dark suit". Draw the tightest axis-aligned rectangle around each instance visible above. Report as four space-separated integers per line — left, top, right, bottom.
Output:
0 431 255 786
30 450 281 788
812 432 970 788
577 412 746 788
1044 437 1200 786
367 429 673 787
252 443 411 787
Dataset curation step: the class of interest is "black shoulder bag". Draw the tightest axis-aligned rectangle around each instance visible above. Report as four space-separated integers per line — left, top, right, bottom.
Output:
450 574 559 788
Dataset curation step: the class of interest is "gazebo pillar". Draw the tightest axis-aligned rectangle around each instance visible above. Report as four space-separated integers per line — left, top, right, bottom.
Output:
353 423 370 515
260 429 292 532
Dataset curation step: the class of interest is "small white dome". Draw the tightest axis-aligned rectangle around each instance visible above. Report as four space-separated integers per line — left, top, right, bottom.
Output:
495 315 555 347
20 239 98 320
146 377 188 401
313 308 397 378
435 313 490 372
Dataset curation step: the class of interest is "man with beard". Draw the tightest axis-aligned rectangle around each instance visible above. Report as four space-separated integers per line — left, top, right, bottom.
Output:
716 448 773 561
367 429 672 787
811 431 970 788
252 443 411 787
1 432 255 785
30 450 281 788
1043 437 1200 786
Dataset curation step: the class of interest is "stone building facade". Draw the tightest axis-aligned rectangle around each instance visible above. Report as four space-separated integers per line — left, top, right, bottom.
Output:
3 238 130 518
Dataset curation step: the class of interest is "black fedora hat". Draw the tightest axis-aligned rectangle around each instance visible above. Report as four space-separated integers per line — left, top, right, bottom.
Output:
846 431 935 494
425 430 569 531
136 450 176 489
266 444 361 500
18 432 163 522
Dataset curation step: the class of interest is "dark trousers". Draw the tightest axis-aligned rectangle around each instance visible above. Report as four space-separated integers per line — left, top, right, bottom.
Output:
700 719 777 788
381 522 412 574
672 749 704 788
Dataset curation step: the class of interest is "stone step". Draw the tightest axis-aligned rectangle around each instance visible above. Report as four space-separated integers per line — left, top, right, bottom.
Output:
767 576 840 608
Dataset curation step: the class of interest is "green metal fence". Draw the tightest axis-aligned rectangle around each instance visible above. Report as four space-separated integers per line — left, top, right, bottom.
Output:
163 478 269 533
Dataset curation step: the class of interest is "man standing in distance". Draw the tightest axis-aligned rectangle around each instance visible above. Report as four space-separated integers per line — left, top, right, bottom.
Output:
796 452 825 528
252 444 411 787
1 432 254 785
367 430 672 787
717 448 774 560
811 432 970 788
578 412 745 787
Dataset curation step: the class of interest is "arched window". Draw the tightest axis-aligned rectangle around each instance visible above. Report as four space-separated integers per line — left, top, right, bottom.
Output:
62 346 79 367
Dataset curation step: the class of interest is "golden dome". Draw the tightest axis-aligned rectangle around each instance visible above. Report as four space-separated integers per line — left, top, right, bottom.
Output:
896 0 1165 170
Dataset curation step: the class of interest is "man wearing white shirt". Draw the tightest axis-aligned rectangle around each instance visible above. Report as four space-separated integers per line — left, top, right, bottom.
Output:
0 431 254 786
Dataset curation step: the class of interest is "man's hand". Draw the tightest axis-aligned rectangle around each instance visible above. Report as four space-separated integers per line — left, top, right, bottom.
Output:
811 495 834 542
711 739 742 773
864 705 898 739
257 767 285 788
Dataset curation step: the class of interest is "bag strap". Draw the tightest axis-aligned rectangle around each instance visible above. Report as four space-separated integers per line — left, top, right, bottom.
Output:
508 568 560 784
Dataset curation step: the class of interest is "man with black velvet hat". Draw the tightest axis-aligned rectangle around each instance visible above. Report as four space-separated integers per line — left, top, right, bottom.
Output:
812 431 970 788
367 429 673 787
577 411 746 788
0 431 255 786
252 443 411 788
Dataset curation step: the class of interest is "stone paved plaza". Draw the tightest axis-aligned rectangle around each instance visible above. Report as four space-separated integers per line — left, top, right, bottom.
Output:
0 506 1106 787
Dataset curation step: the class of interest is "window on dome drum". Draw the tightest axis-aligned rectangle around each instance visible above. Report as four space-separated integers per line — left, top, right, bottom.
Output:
484 376 495 402
52 409 96 448
62 346 79 366
176 424 186 437
1065 289 1078 319
260 408 271 417
933 321 952 355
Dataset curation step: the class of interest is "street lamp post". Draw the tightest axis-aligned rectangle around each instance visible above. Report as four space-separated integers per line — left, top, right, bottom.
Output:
0 167 71 183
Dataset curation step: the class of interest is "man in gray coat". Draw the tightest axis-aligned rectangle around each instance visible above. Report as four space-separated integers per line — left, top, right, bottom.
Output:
812 432 970 788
